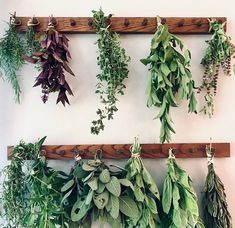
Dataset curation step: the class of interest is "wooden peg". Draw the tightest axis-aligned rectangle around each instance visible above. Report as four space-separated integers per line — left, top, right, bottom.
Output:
124 18 130 27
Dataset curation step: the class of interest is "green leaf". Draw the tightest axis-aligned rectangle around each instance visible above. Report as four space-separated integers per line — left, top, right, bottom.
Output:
160 63 171 76
93 190 109 209
87 177 98 190
99 169 111 183
61 179 74 192
105 176 121 197
110 194 120 219
162 175 173 214
119 178 134 190
119 196 139 218
85 189 93 205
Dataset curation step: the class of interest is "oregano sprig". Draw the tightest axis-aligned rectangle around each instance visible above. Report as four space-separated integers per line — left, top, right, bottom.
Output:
198 19 235 117
141 17 197 143
91 9 130 135
0 20 25 102
202 145 233 228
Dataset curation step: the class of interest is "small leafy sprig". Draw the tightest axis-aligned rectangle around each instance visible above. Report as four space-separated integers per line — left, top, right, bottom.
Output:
198 19 235 117
91 9 130 135
0 22 25 102
26 17 75 105
161 151 204 228
0 137 46 227
202 146 233 228
124 137 161 227
61 152 138 227
141 17 197 143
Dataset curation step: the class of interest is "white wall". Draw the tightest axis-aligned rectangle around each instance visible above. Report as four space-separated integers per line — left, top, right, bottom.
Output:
0 0 235 226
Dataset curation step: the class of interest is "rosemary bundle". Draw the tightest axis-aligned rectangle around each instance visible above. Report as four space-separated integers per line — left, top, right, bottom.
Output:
198 19 235 117
161 151 204 228
91 9 130 135
124 138 161 227
202 146 233 228
0 22 25 102
141 17 197 143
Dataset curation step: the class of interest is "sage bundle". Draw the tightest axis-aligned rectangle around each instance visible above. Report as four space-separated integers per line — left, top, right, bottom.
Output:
198 19 235 117
141 17 197 143
161 151 204 228
26 16 74 105
202 146 233 228
91 9 130 135
0 137 46 227
61 152 138 227
124 138 161 227
0 16 25 102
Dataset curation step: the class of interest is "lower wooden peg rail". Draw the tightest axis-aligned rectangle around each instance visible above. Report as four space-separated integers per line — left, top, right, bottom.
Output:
7 143 230 160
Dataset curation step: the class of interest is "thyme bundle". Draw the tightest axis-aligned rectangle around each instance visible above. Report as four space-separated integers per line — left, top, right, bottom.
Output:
141 17 197 143
202 145 233 228
0 20 25 102
91 9 130 135
198 19 235 117
161 151 204 228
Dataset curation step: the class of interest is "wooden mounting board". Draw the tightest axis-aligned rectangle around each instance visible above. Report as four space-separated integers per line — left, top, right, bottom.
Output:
15 17 226 34
7 143 230 160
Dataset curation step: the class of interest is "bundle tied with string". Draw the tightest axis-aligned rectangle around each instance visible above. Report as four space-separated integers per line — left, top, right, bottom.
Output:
124 137 161 227
202 143 233 228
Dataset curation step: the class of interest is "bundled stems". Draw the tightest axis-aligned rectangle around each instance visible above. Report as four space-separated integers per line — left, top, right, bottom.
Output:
91 9 130 135
198 19 235 117
141 16 197 143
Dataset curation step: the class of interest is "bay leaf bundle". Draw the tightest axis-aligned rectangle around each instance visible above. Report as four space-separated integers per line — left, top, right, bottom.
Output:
203 148 233 228
124 138 161 227
61 153 138 228
161 153 204 228
141 16 197 143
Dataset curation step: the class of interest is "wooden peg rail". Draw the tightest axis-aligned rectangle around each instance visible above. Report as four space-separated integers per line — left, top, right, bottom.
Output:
7 142 230 160
15 17 226 34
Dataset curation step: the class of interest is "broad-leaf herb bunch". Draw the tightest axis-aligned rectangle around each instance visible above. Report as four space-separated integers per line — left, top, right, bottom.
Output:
198 19 235 117
141 17 197 143
91 9 130 135
0 17 25 102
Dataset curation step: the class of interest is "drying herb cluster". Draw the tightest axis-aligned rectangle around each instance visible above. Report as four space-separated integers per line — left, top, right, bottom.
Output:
198 19 235 117
0 22 25 102
26 17 75 105
124 138 161 227
202 146 233 228
61 152 139 228
141 17 197 143
161 152 204 228
91 9 130 135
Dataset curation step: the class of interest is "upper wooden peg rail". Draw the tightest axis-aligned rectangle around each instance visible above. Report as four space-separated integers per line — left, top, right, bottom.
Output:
15 17 227 34
7 142 230 160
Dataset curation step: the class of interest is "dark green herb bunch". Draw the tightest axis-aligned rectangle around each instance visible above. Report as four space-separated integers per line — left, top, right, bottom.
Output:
0 17 25 102
62 152 139 227
91 9 130 135
24 145 69 227
198 19 235 117
202 145 233 228
161 150 204 228
124 137 161 227
141 16 197 144
0 137 46 227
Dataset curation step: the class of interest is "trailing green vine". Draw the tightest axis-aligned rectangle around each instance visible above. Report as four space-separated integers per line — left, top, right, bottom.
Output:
202 145 233 228
124 137 161 227
161 150 204 228
198 19 235 117
0 19 25 102
91 9 130 135
141 16 197 143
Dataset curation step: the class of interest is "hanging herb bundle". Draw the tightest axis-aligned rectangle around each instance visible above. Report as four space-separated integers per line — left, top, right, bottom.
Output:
0 15 25 102
161 150 204 228
26 16 75 105
0 137 45 227
124 137 161 227
198 19 235 117
202 145 233 228
91 9 130 135
141 17 197 144
61 152 139 227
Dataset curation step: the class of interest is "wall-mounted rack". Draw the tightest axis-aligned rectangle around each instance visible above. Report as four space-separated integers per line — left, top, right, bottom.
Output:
14 17 226 34
7 142 230 160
